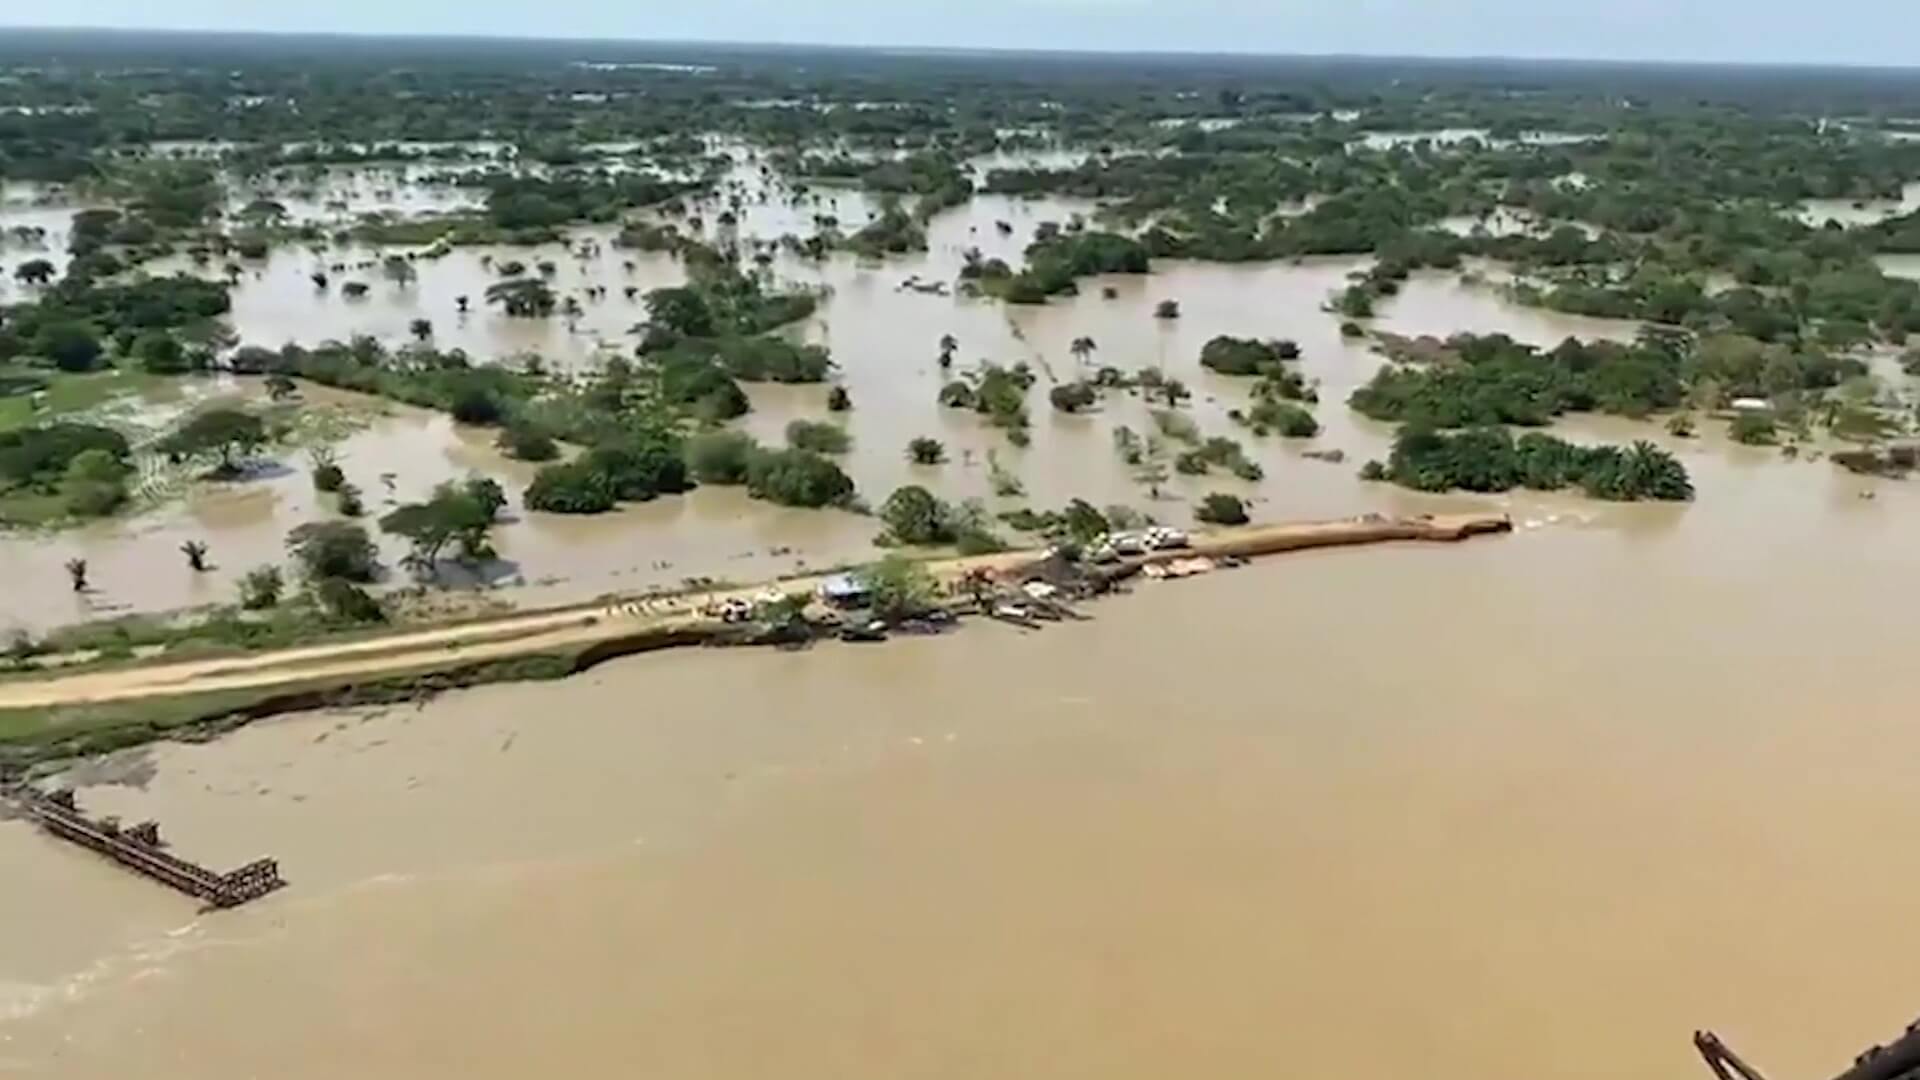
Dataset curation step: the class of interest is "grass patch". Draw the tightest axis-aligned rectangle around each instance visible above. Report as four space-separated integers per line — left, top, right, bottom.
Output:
0 365 176 433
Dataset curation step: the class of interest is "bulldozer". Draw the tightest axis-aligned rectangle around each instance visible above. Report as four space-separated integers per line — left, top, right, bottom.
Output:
1697 1022 1920 1080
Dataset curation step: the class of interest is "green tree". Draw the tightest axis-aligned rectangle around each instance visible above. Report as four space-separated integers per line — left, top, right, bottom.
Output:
746 448 855 508
381 483 500 577
62 448 128 517
1195 493 1250 526
382 255 418 287
134 332 190 374
786 419 851 454
906 437 947 465
860 555 939 620
35 322 104 372
286 521 381 582
1049 382 1097 413
497 424 559 462
485 279 557 317
523 462 616 514
14 258 56 286
685 430 759 484
162 408 268 474
314 577 384 623
180 539 209 571
239 565 284 609
644 286 716 338
880 485 953 545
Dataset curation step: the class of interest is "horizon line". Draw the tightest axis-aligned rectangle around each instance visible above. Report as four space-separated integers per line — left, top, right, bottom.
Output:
3 24 1920 75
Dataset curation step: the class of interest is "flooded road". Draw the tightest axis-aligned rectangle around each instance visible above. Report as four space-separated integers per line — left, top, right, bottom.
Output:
5 457 1920 1077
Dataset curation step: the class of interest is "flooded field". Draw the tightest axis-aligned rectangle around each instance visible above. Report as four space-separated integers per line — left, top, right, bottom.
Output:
4 453 1920 1077
1796 181 1920 226
7 59 1920 1080
1 145 1721 635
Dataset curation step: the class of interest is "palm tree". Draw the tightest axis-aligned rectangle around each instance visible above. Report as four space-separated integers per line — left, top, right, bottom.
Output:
181 540 209 572
455 295 470 314
65 558 88 593
1070 336 1097 367
938 333 959 370
410 318 433 342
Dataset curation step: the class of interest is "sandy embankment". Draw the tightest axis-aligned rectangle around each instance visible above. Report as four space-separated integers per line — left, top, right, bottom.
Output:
0 514 1509 713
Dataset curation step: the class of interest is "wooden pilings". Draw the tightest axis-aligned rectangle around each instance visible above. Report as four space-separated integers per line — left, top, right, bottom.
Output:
10 787 283 908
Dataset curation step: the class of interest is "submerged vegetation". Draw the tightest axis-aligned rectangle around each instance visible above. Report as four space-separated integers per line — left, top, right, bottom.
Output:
6 31 1920 658
1365 426 1695 502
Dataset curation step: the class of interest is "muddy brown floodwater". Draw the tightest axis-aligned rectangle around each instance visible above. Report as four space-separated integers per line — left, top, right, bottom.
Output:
0 160 1662 634
5 459 1920 1078
5 143 1920 1079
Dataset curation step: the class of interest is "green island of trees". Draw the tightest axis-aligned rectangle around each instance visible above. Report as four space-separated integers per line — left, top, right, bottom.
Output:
1364 426 1694 502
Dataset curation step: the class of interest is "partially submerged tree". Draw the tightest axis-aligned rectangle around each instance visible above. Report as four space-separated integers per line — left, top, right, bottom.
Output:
485 278 557 317
162 408 268 476
181 539 209 572
286 521 380 583
1195 493 1250 526
239 565 284 609
379 476 505 577
14 258 56 286
906 437 947 465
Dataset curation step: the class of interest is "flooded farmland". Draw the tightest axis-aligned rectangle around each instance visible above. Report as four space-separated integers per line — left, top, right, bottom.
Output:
0 146 1714 635
6 124 1920 1080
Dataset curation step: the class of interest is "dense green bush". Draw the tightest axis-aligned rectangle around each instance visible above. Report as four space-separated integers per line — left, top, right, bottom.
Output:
906 437 947 465
239 565 285 610
523 462 617 514
1730 411 1779 445
746 448 855 508
0 423 129 487
878 485 1002 550
1383 426 1694 501
786 419 851 454
313 577 385 623
1199 336 1292 376
286 521 381 582
1049 382 1097 413
685 430 760 484
1239 399 1321 438
496 424 559 462
1195 493 1250 526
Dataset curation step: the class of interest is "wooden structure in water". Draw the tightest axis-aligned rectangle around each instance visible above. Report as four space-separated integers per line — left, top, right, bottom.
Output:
9 787 283 909
1698 1021 1920 1080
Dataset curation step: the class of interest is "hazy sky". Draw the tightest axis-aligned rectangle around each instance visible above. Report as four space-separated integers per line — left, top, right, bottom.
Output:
8 1 1916 67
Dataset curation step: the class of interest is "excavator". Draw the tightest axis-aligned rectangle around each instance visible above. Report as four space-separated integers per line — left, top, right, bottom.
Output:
1697 1022 1920 1080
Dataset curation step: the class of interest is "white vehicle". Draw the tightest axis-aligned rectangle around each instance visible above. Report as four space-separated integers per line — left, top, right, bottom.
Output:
1144 526 1190 550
